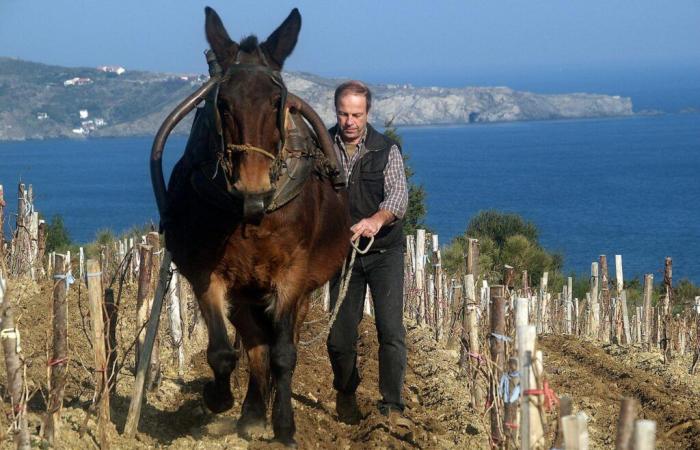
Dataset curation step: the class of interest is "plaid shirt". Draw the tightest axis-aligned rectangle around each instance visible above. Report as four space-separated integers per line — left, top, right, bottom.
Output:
333 128 408 220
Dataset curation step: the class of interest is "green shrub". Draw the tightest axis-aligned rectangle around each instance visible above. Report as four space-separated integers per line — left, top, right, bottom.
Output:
45 215 71 252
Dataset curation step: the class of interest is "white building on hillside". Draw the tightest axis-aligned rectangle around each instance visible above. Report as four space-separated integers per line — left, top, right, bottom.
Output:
97 65 126 75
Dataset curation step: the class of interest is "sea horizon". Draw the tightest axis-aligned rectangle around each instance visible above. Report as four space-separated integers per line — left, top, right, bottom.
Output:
1 113 698 283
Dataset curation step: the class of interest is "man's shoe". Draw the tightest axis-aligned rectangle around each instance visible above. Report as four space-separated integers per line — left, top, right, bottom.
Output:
378 403 413 438
336 391 362 425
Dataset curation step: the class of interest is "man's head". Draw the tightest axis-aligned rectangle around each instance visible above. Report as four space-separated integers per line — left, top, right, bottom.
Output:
334 80 372 144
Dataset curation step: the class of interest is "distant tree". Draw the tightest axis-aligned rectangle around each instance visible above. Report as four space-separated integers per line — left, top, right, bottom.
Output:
46 214 71 252
443 210 561 284
466 210 538 247
383 119 428 236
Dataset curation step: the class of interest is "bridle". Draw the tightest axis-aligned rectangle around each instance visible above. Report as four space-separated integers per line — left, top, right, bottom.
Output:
208 49 290 190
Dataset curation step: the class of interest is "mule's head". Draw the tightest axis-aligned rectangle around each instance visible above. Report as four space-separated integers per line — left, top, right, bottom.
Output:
205 7 300 219
151 7 343 224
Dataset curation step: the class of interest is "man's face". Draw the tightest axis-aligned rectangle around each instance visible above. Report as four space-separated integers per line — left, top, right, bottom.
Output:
336 93 368 144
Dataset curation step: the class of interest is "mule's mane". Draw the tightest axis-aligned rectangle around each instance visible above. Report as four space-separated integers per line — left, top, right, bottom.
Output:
239 35 259 53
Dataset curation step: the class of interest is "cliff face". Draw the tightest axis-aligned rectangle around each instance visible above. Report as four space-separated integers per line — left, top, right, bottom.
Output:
0 57 633 141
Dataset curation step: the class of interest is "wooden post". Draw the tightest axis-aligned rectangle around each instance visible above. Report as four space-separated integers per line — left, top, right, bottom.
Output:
0 274 31 449
104 288 118 395
692 297 700 374
635 307 643 343
590 263 599 339
79 247 85 280
145 232 162 390
415 229 426 325
86 259 110 449
12 183 31 277
600 255 611 342
124 251 172 438
427 274 435 327
503 357 520 446
466 238 479 280
633 420 656 450
663 257 673 363
562 413 589 450
553 396 573 450
515 297 529 351
447 279 462 347
0 184 5 267
642 274 653 348
433 235 444 341
615 397 637 450
489 285 506 446
322 282 330 312
461 274 484 408
404 235 415 318
537 273 548 334
503 265 515 293
37 219 47 277
518 324 543 449
29 211 38 280
135 244 153 372
167 263 185 378
621 290 632 345
522 270 529 296
567 277 573 335
614 255 624 344
46 253 69 445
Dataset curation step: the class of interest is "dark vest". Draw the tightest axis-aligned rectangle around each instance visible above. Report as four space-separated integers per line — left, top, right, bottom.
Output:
330 123 404 251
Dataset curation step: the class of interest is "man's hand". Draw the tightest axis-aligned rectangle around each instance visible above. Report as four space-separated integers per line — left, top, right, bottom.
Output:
350 210 396 241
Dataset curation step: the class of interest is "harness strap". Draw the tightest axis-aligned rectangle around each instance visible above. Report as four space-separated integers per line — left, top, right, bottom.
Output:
226 143 276 160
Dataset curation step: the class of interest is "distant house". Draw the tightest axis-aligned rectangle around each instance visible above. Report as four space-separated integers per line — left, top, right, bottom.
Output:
79 109 89 119
94 118 106 127
64 77 93 86
72 128 87 135
97 65 126 75
81 120 96 131
36 112 49 120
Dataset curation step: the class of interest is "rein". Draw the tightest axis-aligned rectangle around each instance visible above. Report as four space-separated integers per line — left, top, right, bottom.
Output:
300 236 374 346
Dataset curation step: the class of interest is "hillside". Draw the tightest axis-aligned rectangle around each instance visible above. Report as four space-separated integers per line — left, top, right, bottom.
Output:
0 57 633 141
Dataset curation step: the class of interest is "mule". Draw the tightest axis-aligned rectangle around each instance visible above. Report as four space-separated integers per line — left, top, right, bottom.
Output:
150 7 351 446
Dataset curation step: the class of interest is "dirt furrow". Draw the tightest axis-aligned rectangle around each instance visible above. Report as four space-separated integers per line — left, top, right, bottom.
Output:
541 335 700 449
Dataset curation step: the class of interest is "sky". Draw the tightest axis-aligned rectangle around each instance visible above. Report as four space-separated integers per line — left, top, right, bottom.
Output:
1 1 699 107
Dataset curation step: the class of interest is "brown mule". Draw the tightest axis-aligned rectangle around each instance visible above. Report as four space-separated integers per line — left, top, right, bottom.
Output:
150 7 351 447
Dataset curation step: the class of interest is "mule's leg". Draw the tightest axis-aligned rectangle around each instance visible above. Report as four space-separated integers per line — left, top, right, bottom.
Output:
229 304 271 438
270 310 298 447
195 275 237 413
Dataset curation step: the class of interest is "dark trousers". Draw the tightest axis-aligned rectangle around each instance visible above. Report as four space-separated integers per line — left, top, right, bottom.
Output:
326 245 406 410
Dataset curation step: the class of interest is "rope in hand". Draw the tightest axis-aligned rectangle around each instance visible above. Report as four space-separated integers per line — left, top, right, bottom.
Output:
300 236 373 346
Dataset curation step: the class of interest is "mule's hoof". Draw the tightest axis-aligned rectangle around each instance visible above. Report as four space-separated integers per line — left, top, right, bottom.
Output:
273 437 297 448
237 416 267 440
203 381 233 413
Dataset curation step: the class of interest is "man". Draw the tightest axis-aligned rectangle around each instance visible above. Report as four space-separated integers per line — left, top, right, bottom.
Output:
326 80 409 424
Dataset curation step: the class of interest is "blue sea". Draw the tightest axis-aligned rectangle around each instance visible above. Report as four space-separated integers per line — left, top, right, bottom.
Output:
1 113 698 282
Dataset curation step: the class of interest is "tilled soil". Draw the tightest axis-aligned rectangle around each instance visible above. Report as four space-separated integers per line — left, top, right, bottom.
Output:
540 335 700 449
4 276 700 449
0 278 488 449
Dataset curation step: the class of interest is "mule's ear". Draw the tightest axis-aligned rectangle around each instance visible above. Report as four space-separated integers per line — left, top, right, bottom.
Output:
205 7 238 65
261 8 301 69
